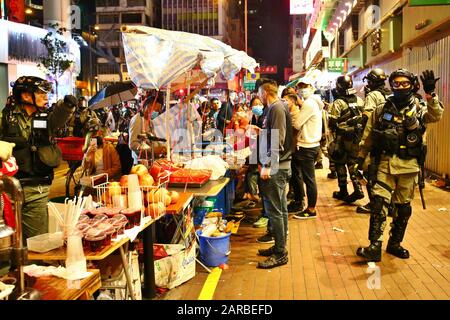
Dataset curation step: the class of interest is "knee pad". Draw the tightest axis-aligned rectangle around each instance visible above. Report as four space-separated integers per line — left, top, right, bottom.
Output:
395 203 412 219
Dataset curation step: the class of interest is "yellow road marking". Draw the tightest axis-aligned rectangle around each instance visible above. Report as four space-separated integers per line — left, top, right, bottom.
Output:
198 267 222 300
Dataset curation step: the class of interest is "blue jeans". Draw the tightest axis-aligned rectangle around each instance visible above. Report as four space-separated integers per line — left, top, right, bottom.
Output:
260 168 291 254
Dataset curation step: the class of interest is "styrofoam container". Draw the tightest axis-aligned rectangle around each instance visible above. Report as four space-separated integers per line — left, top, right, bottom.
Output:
27 232 64 253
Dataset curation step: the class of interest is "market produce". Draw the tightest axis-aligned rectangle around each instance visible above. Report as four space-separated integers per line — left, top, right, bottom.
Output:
109 182 122 196
168 191 180 204
131 164 148 176
146 202 165 218
169 168 212 187
138 173 155 187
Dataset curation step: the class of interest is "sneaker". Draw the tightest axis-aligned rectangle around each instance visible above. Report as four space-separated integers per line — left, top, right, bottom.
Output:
253 217 269 228
257 253 288 269
257 233 275 244
288 201 304 213
293 209 317 220
258 246 275 257
333 190 349 201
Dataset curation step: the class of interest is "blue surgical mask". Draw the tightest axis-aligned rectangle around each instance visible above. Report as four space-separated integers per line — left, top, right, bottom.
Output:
151 111 159 120
252 105 264 116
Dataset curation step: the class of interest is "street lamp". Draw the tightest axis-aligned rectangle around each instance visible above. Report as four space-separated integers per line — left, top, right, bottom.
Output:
244 0 248 53
88 25 98 97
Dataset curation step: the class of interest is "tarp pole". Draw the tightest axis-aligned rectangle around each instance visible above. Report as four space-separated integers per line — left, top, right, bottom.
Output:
166 84 171 162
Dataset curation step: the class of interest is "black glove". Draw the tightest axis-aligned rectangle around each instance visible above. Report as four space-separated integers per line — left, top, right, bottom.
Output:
64 95 78 109
420 70 440 94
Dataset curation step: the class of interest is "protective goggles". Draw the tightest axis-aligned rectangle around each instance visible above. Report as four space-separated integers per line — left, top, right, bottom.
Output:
391 80 412 89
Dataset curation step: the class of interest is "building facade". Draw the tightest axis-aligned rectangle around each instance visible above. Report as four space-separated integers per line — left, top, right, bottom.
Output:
161 0 230 43
303 0 450 177
94 0 157 88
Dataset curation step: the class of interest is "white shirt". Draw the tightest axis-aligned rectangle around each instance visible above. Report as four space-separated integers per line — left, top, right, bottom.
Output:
291 97 323 149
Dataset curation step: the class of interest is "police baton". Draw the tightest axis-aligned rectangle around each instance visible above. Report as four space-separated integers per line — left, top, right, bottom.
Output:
418 168 427 210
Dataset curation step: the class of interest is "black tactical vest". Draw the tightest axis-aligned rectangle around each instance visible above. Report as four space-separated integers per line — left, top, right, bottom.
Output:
372 97 425 160
1 103 54 179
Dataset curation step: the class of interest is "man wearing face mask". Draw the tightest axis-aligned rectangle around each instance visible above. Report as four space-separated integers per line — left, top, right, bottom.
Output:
288 79 323 218
355 69 443 262
129 96 165 164
66 97 99 138
217 90 235 134
0 76 77 240
329 75 365 204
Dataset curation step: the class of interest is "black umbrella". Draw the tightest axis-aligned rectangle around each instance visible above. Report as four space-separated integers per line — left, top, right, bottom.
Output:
88 82 138 110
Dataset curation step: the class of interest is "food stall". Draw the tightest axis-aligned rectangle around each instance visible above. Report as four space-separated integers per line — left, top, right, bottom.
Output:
121 25 258 275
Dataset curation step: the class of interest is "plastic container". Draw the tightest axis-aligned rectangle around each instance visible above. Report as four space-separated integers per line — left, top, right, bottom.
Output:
197 230 231 267
104 207 123 219
65 235 87 279
90 214 108 227
121 208 140 229
55 137 85 161
84 229 106 252
27 232 64 253
109 214 128 236
193 201 214 226
95 222 115 246
78 214 90 224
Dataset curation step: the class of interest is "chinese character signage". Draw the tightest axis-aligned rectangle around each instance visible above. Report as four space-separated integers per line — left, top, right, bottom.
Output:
290 0 313 15
326 58 348 74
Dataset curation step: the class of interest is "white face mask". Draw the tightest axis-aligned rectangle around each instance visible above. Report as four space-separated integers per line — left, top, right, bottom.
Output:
299 88 313 99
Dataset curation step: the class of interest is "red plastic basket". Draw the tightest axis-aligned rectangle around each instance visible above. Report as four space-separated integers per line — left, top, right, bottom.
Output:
56 137 85 161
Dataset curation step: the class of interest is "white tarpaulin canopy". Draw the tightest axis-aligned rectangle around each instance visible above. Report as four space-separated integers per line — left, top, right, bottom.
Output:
121 26 258 90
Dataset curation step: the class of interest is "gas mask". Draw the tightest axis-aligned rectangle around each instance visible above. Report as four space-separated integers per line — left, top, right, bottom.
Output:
393 88 413 102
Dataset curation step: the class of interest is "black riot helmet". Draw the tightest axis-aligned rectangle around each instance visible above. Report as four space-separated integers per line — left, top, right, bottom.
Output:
12 76 53 101
388 69 416 104
335 75 356 96
363 68 388 89
388 69 416 89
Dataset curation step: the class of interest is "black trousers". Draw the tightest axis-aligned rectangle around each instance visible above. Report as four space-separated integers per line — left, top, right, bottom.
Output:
291 146 320 208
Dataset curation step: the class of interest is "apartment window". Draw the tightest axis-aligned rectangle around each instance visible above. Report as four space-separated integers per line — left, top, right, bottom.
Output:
127 0 146 6
98 14 119 24
122 13 143 24
96 0 120 7
98 30 120 42
103 47 121 58
97 63 118 75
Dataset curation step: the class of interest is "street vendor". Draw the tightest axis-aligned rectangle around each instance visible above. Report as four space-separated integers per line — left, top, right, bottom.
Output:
0 76 77 240
129 95 166 164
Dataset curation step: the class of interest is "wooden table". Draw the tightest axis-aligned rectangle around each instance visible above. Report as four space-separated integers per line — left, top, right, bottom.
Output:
33 269 101 300
28 216 160 300
170 178 230 197
165 192 194 215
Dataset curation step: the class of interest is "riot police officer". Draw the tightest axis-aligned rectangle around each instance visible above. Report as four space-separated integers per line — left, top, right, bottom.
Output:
356 69 443 262
328 75 366 203
66 97 99 138
0 76 77 240
357 68 391 214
